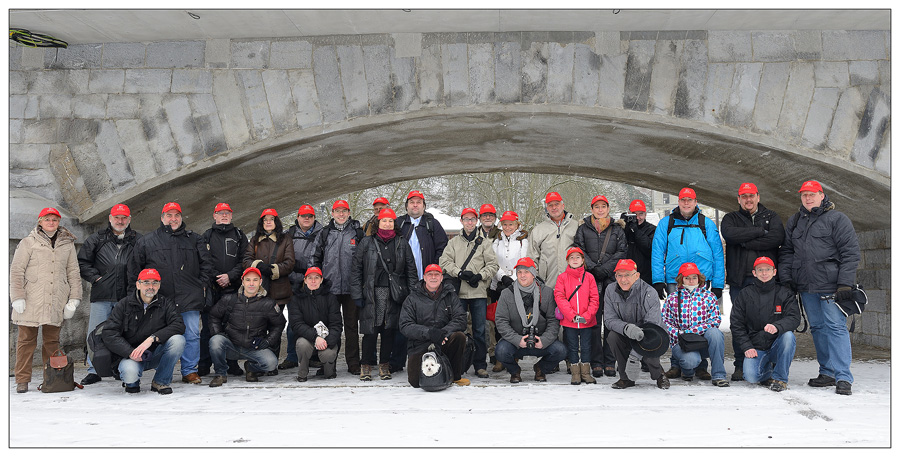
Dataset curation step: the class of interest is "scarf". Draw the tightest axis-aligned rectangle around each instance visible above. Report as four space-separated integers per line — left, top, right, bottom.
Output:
592 215 610 233
376 228 396 243
461 228 477 242
334 220 348 231
683 283 699 292
513 278 540 328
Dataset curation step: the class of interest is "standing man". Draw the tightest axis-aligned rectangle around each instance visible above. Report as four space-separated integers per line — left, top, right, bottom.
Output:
477 204 501 241
78 203 141 385
619 199 655 281
128 202 213 385
528 191 579 289
779 180 860 395
720 183 784 381
313 200 365 375
363 197 390 236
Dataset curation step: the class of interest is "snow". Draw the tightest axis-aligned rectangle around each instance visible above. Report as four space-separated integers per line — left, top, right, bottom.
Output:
429 207 462 232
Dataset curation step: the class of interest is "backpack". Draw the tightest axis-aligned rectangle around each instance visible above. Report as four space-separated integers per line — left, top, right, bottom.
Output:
419 345 453 392
87 320 114 377
666 211 708 240
39 350 82 393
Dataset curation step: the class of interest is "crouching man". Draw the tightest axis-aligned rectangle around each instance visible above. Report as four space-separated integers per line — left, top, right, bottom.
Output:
730 257 800 392
102 269 185 395
494 257 566 383
400 264 470 388
207 267 286 386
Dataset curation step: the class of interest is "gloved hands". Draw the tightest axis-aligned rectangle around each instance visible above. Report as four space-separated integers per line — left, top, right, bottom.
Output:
11 299 25 314
466 274 483 288
499 275 514 289
711 288 723 299
355 299 365 309
63 299 80 319
591 265 607 282
458 270 475 282
427 328 444 345
653 283 667 300
835 285 854 302
257 263 273 277
624 323 644 341
251 338 270 351
782 280 798 293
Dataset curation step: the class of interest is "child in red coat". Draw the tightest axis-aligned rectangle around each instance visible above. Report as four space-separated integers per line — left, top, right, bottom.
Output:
554 247 600 385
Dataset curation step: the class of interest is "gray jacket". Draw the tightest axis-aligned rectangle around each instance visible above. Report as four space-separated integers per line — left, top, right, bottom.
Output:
313 218 364 295
495 282 560 347
287 220 324 285
603 279 663 336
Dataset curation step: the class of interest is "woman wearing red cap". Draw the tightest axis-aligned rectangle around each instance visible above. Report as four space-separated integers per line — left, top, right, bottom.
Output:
10 207 82 393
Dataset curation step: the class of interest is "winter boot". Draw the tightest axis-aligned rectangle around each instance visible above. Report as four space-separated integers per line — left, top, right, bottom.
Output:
731 368 744 382
580 363 597 384
809 374 837 387
378 363 392 380
360 365 373 381
570 362 582 385
664 366 681 379
244 361 260 382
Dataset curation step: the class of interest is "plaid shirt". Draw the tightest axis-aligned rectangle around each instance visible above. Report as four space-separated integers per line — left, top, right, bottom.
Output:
661 287 721 346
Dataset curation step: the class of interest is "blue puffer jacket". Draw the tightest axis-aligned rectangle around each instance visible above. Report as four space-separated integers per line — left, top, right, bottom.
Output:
651 207 725 288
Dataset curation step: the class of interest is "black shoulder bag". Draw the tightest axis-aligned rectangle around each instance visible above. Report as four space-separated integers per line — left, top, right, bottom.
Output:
676 290 708 352
375 240 410 304
443 237 483 295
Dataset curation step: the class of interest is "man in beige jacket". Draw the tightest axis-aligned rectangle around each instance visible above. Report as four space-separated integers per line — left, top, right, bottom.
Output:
527 191 579 289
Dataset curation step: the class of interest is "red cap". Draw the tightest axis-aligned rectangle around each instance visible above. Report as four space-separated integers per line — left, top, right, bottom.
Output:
332 200 349 211
753 256 775 269
138 268 162 281
678 188 697 200
373 197 389 206
214 203 233 213
590 195 609 207
161 202 182 214
242 267 261 279
499 211 519 222
38 207 61 218
260 208 278 218
738 183 758 195
614 259 638 272
406 190 425 202
110 204 131 217
424 264 443 275
798 180 823 193
378 208 397 220
305 267 323 277
297 205 316 216
545 192 562 203
461 207 478 218
678 263 701 277
628 199 647 213
479 204 496 216
566 247 585 260
515 257 537 269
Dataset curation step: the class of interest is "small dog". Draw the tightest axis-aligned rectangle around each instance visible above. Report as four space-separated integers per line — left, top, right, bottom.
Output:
421 353 442 377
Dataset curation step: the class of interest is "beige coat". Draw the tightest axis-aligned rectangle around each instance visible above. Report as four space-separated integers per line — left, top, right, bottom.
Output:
527 212 580 288
439 231 499 299
9 225 82 327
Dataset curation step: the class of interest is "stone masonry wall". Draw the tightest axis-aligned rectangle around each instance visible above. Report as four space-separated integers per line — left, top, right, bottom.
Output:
852 229 891 349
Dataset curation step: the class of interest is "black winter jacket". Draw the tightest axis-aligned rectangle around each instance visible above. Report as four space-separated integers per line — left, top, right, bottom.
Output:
102 291 185 362
573 217 627 286
208 287 285 350
78 225 141 302
399 281 467 353
313 218 364 296
351 234 419 334
202 223 248 294
730 278 800 352
128 222 214 312
397 212 449 272
620 216 655 281
287 220 324 285
287 280 343 349
720 203 784 287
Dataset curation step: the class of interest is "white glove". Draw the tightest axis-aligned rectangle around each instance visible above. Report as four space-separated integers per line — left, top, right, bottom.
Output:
11 299 25 314
63 299 80 319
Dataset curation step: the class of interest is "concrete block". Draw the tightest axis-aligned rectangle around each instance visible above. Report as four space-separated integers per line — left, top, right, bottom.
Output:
211 71 252 149
877 61 890 90
814 61 849 88
863 289 887 313
38 94 73 118
725 62 763 129
752 32 796 62
9 143 50 170
9 45 21 71
775 62 815 142
139 95 181 175
593 31 622 56
442 42 470 106
708 31 752 62
10 71 28 94
161 94 204 164
417 42 444 107
9 95 38 119
598 54 627 110
393 33 422 58
20 47 45 70
288 69 323 129
702 63 735 125
861 311 879 335
171 69 213 93
261 70 299 132
205 39 231 69
58 118 100 144
494 40 522 104
312 45 347 123
390 50 419 112
68 142 113 199
115 119 159 184
466 42 493 105
23 120 58 144
187 94 227 157
547 42 575 104
30 71 66 94
648 39 681 115
623 40 655 112
337 45 370 118
801 87 840 150
850 88 890 169
101 42 146 68
874 129 890 177
521 41 548 104
95 120 135 188
863 249 890 268
10 119 22 144
235 70 274 141
793 31 822 60
89 69 125 93
232 40 270 69
270 40 313 69
363 44 394 114
67 70 91 94
106 95 141 119
826 87 867 157
124 69 172 93
146 41 205 68
10 168 60 202
822 31 887 61
72 94 108 119
849 61 880 86
573 43 600 107
45 44 102 69
751 62 790 134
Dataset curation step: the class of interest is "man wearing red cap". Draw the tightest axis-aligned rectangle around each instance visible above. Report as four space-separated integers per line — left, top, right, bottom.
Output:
618 199 656 281
77 203 142 385
720 183 785 381
363 197 390 236
779 180 860 395
477 204 500 241
128 202 214 385
729 257 800 392
528 191 578 289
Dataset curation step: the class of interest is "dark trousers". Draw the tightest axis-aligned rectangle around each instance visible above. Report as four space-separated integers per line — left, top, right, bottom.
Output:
338 294 360 371
390 332 408 371
590 281 616 369
407 332 466 388
728 276 755 369
361 325 395 366
199 287 233 371
608 330 663 381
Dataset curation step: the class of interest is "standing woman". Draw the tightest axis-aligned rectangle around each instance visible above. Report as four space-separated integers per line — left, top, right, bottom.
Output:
488 210 529 372
243 208 295 369
351 208 418 381
10 207 82 393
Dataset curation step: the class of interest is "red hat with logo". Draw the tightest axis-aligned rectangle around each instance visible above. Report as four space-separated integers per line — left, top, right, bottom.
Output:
214 203 233 213
753 256 775 269
242 267 261 279
678 262 701 277
798 180 823 193
305 267 323 277
38 207 61 219
628 199 647 213
591 195 609 207
406 190 425 202
373 197 389 206
515 257 537 269
161 202 182 214
461 207 478 218
332 200 350 211
138 268 162 281
378 208 397 220
566 247 585 260
737 183 758 195
678 188 697 200
499 211 519 222
297 205 316 216
479 204 496 216
260 208 278 218
110 204 131 217
424 264 443 275
545 192 562 203
614 259 638 272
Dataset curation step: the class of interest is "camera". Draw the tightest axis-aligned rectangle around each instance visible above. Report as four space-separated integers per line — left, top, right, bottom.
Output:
524 326 537 349
623 213 637 224
573 315 587 324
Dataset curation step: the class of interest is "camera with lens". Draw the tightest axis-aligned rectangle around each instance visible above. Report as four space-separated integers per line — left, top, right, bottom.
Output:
524 326 537 349
623 213 637 224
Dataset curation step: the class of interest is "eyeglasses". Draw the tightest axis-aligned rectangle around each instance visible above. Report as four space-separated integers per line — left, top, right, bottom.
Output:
614 272 636 279
139 280 160 286
299 214 314 218
462 218 478 222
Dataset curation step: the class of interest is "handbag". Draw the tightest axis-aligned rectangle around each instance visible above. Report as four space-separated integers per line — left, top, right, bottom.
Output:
375 241 410 304
443 236 483 294
676 290 708 352
419 344 453 392
486 301 498 322
39 349 83 393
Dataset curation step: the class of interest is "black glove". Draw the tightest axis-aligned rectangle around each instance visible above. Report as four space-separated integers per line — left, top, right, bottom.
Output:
252 338 270 350
835 286 854 302
782 280 798 293
653 283 667 300
256 263 272 277
500 276 514 289
355 299 365 308
458 270 474 281
591 265 607 282
427 328 444 345
711 288 723 299
467 274 483 288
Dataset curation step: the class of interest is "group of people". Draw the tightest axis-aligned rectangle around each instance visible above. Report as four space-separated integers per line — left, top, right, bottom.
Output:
9 179 860 397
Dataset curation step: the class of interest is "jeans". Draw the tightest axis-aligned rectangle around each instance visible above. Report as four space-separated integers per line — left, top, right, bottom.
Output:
564 327 592 364
209 334 278 375
460 298 487 371
284 326 299 363
743 332 797 383
728 276 755 369
671 327 727 381
666 283 709 373
180 311 200 376
118 335 186 387
85 301 116 375
801 292 853 383
494 339 567 375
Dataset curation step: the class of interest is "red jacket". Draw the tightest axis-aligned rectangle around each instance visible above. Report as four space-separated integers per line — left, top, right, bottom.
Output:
554 266 600 329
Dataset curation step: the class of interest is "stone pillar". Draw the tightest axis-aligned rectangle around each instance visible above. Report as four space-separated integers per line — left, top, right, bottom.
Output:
852 229 890 348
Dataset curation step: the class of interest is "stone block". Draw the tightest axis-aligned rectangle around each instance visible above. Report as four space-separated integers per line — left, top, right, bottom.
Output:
162 94 204 164
856 269 876 290
312 45 347 123
648 39 681 115
67 70 91 94
775 62 815 142
124 69 172 93
593 31 622 56
793 31 822 60
598 54 627 110
68 142 113 199
702 63 735 125
10 71 28 94
270 40 313 69
106 95 141 119
261 70 299 133
801 87 840 150
393 33 422 58
623 40 655 112
72 94 108 119
390 50 418 112
205 39 231 69
115 119 159 184
101 42 146 68
146 41 205 68
572 43 600 107
752 32 796 62
864 289 887 313
521 41 548 104
9 45 21 71
89 69 125 93
442 42 470 106
20 47 45 70
10 119 22 144
708 31 752 62
337 45 370 118
873 129 890 177
139 95 182 175
849 61 880 86
850 88 890 169
231 40 270 69
211 71 252 149
48 144 93 214
494 40 522 104
861 311 879 335
9 95 37 119
171 69 213 93
673 39 708 121
751 62 791 134
9 143 50 169
814 61 849 88
417 42 444 107
547 42 575 104
822 31 887 61
363 44 394 114
826 87 867 157
236 70 274 141
45 44 102 69
58 118 100 144
863 249 889 268
725 62 763 129
23 120 57 144
30 71 66 94
95 120 135 187
38 94 73 119
468 42 495 105
288 69 322 129
9 169 60 203
187 94 227 157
